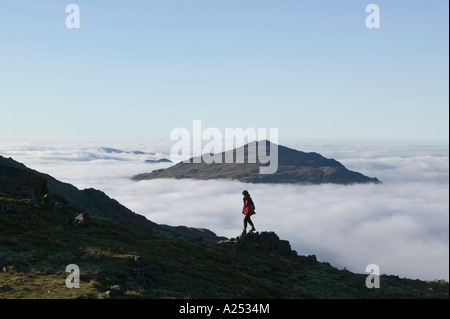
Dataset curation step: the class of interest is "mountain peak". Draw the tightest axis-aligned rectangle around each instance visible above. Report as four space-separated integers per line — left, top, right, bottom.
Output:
132 141 381 184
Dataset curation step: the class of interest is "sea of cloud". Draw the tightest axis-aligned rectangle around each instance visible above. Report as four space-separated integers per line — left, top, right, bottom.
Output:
0 137 448 281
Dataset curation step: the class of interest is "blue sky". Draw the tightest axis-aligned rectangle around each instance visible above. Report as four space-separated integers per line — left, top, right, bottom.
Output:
0 0 448 139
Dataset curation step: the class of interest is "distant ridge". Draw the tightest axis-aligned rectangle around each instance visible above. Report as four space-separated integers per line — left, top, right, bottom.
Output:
99 147 154 155
132 140 381 185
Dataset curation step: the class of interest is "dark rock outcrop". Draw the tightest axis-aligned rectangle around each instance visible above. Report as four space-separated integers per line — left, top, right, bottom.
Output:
105 285 124 298
223 231 298 257
43 193 69 206
71 213 91 227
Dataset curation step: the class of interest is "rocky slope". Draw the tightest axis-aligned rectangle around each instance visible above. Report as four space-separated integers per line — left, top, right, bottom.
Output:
1 156 447 299
132 140 381 184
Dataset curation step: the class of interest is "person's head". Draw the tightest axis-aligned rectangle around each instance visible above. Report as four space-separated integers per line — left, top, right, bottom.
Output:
242 190 250 198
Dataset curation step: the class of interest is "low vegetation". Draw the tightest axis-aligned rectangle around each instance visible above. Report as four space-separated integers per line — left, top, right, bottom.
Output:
0 192 447 299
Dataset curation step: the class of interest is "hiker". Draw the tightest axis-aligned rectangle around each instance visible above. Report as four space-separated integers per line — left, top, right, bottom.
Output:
241 190 256 235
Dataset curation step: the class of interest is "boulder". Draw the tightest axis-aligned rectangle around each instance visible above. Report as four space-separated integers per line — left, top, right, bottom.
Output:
43 193 69 206
71 213 91 227
105 285 123 298
234 231 297 256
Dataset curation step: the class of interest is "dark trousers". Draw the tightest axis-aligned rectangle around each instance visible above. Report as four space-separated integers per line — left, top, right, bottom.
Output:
243 213 254 229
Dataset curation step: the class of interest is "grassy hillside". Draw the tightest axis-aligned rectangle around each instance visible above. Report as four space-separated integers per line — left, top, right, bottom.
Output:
0 191 447 299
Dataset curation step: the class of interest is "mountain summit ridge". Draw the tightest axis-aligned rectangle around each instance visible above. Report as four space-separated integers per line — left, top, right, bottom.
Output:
133 140 381 184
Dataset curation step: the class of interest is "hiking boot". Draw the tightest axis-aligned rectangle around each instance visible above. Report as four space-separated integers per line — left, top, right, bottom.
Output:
249 228 256 233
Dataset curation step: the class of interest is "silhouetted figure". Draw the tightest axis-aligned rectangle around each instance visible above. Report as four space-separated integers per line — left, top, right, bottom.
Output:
241 190 256 235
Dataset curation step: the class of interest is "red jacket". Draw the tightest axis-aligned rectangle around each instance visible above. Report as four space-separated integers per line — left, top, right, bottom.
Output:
243 196 255 215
